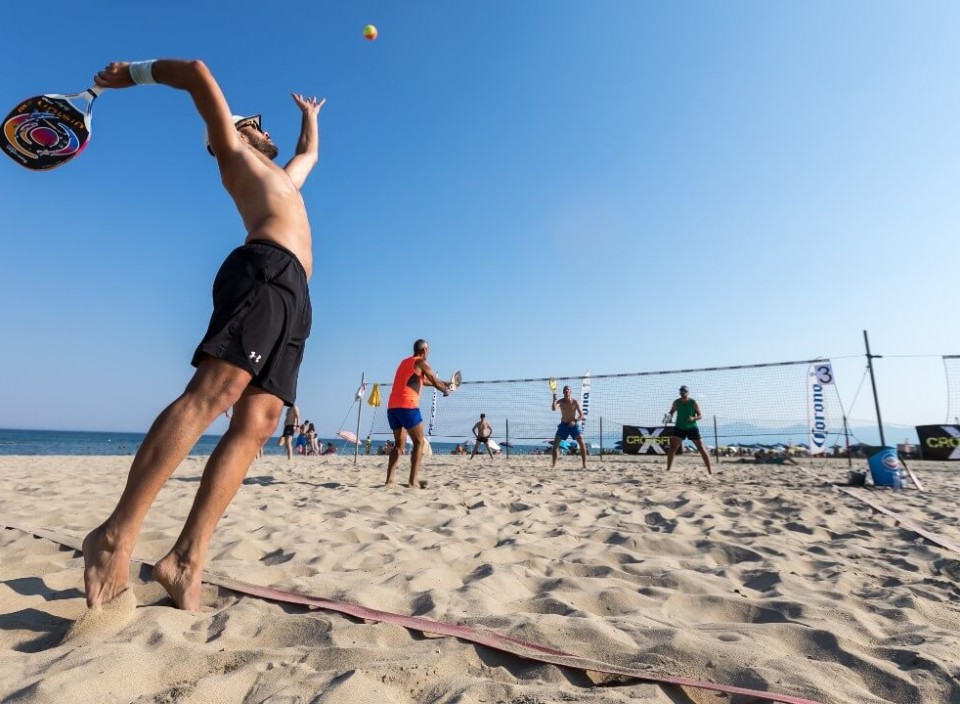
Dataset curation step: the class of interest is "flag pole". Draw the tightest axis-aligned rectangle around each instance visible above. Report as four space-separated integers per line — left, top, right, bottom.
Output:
354 372 364 466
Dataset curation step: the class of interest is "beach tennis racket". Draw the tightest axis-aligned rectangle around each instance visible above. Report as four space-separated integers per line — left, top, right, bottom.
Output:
447 370 462 392
549 379 557 392
1 85 105 170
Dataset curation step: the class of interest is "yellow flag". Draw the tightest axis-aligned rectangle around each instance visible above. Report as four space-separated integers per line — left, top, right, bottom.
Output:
367 383 382 407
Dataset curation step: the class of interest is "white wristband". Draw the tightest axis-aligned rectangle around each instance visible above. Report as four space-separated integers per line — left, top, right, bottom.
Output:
129 60 158 85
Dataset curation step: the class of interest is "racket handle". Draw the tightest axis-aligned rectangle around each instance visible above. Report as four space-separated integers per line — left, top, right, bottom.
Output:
87 85 107 99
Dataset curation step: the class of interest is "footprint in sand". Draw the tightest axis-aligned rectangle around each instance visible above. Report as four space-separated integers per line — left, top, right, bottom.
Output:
61 588 137 645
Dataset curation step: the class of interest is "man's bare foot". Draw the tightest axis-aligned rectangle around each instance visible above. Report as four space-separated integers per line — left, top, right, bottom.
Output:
82 523 133 608
153 550 203 611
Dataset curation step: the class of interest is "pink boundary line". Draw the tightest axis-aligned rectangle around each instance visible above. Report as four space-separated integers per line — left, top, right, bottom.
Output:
1 520 824 704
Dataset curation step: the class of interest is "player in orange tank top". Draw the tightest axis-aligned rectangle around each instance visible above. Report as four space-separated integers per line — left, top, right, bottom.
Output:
385 339 451 489
388 355 425 409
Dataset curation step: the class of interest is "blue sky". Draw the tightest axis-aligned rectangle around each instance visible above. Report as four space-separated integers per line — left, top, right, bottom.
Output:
1 1 957 437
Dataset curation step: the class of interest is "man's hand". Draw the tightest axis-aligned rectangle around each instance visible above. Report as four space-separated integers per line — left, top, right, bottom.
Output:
291 93 326 117
94 62 136 89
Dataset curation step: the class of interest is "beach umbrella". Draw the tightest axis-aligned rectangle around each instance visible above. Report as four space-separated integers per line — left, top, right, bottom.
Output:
337 430 360 445
487 439 501 452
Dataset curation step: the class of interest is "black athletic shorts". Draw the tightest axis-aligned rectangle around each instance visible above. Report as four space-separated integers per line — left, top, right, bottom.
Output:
673 427 701 441
192 240 312 406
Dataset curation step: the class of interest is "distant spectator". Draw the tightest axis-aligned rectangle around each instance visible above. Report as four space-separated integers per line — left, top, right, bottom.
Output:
307 422 319 455
322 442 336 455
279 404 301 460
295 423 309 455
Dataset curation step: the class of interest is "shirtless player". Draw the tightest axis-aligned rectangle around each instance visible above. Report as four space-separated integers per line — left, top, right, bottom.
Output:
551 385 588 469
82 58 324 610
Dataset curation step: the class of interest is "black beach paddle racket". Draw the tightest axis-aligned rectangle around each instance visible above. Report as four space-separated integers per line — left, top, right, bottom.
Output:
1 85 105 170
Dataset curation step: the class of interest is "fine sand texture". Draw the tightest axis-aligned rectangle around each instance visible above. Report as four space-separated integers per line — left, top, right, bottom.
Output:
2 453 959 703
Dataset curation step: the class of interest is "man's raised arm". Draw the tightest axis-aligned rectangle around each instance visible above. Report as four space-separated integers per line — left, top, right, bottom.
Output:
285 93 326 189
94 59 240 160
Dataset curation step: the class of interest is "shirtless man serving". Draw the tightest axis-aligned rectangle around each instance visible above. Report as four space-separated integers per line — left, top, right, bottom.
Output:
551 385 588 469
82 58 324 611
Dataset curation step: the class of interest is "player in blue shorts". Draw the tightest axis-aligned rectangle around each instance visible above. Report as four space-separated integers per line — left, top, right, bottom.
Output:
551 385 588 469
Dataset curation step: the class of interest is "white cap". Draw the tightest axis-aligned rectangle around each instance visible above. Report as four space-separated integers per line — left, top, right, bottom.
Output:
203 114 261 156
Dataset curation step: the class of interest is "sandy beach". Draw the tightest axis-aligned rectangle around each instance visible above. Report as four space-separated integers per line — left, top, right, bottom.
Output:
2 452 959 703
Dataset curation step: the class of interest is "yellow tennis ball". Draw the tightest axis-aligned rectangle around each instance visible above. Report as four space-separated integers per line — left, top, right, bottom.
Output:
363 24 378 41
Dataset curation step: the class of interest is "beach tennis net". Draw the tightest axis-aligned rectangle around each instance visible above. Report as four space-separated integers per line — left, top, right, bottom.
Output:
366 358 846 450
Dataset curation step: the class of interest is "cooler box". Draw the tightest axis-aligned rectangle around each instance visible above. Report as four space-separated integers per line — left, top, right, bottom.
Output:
868 446 902 488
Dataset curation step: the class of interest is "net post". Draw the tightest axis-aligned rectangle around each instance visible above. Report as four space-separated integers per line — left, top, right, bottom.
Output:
506 418 510 461
843 415 852 468
354 372 364 466
863 330 887 446
599 417 604 457
713 415 719 463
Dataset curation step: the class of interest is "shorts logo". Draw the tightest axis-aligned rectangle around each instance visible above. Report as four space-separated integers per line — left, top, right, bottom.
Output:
249 351 262 364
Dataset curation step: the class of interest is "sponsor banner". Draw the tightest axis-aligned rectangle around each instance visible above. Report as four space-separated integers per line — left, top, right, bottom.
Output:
580 371 591 434
622 425 674 455
807 362 833 455
916 425 960 461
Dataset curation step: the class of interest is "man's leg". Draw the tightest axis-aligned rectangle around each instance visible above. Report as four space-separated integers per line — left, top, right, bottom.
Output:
470 440 478 459
576 436 588 468
153 385 283 610
486 441 494 458
385 427 405 485
694 439 713 474
551 436 561 468
285 434 294 460
666 435 681 471
83 357 252 607
406 422 426 488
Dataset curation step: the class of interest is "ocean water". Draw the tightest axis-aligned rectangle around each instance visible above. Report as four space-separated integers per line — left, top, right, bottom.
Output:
0 428 536 457
0 428 235 456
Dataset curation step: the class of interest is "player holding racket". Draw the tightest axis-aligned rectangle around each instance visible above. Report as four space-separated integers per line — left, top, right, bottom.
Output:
384 339 452 489
664 385 713 475
82 59 325 611
551 385 588 469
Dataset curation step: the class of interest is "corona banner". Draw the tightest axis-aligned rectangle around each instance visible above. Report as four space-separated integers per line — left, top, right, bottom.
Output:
807 361 834 455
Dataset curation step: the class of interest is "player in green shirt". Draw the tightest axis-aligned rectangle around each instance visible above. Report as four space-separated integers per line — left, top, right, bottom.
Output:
664 385 713 474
